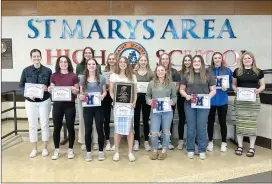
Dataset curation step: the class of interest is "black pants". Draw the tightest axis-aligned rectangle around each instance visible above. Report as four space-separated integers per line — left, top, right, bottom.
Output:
101 91 112 140
177 96 186 140
53 102 76 149
134 93 151 143
83 106 104 152
207 104 228 142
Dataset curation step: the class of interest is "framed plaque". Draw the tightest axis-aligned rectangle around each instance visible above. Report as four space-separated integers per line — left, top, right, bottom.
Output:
237 87 256 102
114 103 132 117
215 75 229 89
82 92 101 107
137 82 149 93
152 97 172 113
1 38 13 69
52 86 72 101
191 94 210 109
114 82 134 104
24 83 44 99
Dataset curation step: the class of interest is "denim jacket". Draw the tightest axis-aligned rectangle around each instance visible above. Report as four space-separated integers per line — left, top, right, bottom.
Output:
19 64 52 102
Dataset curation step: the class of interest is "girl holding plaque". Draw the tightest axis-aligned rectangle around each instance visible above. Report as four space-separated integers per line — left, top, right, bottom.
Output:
48 56 79 160
78 58 107 161
133 55 154 151
207 52 233 153
109 56 137 162
76 47 100 151
180 55 216 160
232 52 265 157
102 53 117 151
19 49 52 158
146 64 177 160
176 54 192 150
158 53 181 150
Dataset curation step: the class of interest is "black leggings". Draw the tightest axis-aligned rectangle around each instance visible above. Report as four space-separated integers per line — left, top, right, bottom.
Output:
53 102 76 149
134 93 151 143
101 91 112 140
83 106 104 152
177 96 186 140
207 104 228 142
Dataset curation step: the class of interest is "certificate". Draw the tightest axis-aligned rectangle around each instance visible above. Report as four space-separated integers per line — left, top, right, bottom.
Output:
237 87 256 102
103 72 111 84
215 75 229 89
24 83 44 99
114 103 132 117
82 92 101 107
191 94 210 109
52 86 72 101
114 82 134 104
137 82 149 93
152 97 172 113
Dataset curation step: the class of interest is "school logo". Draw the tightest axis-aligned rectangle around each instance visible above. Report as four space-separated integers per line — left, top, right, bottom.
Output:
114 41 148 64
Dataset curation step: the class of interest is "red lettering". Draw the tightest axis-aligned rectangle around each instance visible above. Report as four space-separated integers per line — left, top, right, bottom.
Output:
223 50 240 68
94 50 106 65
202 50 215 66
72 49 82 64
46 49 61 65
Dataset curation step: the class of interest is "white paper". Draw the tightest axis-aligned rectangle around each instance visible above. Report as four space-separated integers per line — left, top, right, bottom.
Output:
114 103 132 117
82 92 101 107
215 75 230 89
24 83 44 98
191 94 211 109
52 86 72 101
137 82 149 93
152 97 172 113
237 87 256 102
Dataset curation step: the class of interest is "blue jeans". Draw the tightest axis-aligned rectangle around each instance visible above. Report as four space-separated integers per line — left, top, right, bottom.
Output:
184 102 209 153
150 111 173 150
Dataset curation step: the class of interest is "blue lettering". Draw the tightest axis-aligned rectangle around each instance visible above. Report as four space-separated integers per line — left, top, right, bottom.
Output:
87 19 105 39
216 78 223 87
124 20 141 39
143 19 155 40
37 19 56 39
161 19 178 39
87 95 94 105
60 20 84 39
196 97 204 106
157 101 164 111
108 19 125 39
28 19 39 39
217 19 236 39
181 19 200 39
204 19 215 39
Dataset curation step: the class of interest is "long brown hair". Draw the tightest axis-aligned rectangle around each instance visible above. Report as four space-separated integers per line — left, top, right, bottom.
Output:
115 56 133 81
209 52 227 75
237 51 260 76
82 58 100 90
134 55 154 79
188 55 207 84
159 53 172 77
104 53 117 72
153 64 171 87
180 54 193 76
80 47 94 68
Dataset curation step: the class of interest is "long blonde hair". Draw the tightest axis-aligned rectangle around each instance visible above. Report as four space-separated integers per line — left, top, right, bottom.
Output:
237 52 260 76
83 58 100 90
159 53 172 78
115 56 134 81
104 53 117 72
153 64 171 87
188 55 207 84
134 55 153 79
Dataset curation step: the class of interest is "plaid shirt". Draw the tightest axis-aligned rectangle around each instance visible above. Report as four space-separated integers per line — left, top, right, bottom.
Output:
114 109 134 135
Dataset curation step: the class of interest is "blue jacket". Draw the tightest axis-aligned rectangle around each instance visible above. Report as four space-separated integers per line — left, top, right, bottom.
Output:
210 66 232 106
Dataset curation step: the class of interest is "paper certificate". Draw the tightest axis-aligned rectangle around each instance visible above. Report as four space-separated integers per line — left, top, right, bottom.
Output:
24 83 44 99
137 82 149 93
114 103 132 117
215 75 229 89
237 87 256 102
152 97 172 113
103 72 111 84
52 86 72 101
82 92 101 107
191 94 211 109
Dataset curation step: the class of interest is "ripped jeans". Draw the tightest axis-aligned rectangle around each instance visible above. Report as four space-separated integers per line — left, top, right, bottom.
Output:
150 111 173 150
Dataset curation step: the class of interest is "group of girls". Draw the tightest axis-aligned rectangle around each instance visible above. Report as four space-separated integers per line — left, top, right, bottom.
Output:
19 47 265 161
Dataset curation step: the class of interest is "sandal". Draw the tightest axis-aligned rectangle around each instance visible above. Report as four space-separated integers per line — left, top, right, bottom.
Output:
246 148 255 157
235 147 243 156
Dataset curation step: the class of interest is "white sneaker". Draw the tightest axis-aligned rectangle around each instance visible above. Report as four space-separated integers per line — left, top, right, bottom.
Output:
144 141 151 151
128 153 136 162
85 152 92 162
52 149 60 160
67 149 74 159
111 145 115 151
105 142 111 151
98 151 105 161
29 149 37 158
93 143 99 150
168 143 175 150
177 140 184 150
188 152 194 159
158 142 162 150
42 149 49 157
113 152 119 161
199 152 206 160
133 140 139 151
220 142 228 152
207 141 214 152
81 144 86 151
